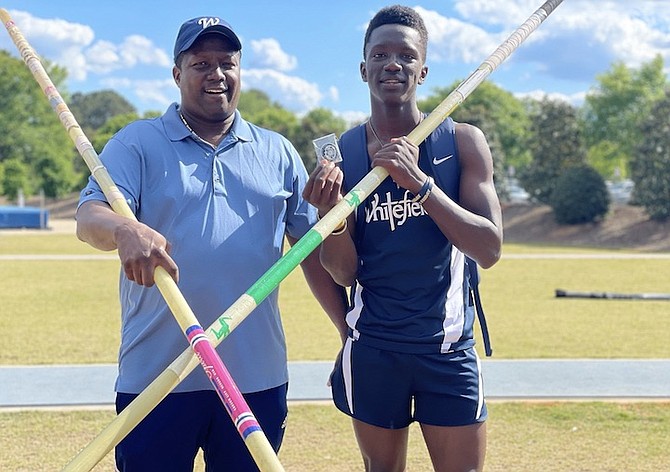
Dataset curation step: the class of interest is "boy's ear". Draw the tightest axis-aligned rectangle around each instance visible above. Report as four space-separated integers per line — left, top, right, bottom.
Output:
418 65 428 85
360 61 368 83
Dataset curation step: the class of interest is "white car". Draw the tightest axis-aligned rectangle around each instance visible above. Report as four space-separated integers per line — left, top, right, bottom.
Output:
506 178 530 203
606 179 634 204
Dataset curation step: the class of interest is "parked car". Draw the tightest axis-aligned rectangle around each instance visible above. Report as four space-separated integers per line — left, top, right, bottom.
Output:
506 178 530 203
606 179 634 204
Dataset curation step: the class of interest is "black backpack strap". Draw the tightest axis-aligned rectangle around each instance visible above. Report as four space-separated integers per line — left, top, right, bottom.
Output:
466 257 492 357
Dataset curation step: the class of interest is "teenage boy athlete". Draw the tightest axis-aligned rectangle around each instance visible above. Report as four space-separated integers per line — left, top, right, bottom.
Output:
303 5 503 471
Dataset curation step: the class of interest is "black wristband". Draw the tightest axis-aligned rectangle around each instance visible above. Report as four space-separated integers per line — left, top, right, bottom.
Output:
411 176 434 203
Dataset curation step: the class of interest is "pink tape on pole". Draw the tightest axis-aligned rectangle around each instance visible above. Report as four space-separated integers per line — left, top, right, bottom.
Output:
186 326 263 439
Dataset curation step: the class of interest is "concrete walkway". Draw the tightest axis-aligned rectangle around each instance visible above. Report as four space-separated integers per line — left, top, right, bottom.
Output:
1 360 669 409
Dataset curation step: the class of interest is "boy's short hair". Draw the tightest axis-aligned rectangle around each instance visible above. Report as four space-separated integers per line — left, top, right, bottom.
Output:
363 5 428 59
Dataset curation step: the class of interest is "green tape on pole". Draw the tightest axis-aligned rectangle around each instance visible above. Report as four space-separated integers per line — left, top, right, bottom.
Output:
246 229 324 304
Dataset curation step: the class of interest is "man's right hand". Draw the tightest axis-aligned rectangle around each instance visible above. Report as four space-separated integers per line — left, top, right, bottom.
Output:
113 221 179 287
76 201 179 287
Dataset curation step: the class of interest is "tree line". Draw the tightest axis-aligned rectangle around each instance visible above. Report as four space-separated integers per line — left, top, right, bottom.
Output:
1 50 669 222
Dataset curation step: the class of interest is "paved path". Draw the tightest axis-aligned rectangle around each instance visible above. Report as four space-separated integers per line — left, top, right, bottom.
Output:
1 360 669 409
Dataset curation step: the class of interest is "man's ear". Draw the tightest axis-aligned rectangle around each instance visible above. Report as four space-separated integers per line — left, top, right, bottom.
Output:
360 61 368 83
173 65 181 87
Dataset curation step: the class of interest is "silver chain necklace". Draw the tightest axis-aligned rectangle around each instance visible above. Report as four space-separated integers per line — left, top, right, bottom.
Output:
179 111 213 147
367 119 384 147
367 115 424 147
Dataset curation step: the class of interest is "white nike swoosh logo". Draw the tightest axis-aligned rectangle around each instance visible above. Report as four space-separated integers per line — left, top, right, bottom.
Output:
432 154 454 165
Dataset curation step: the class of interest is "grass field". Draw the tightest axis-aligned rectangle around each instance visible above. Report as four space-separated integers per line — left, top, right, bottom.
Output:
1 233 669 363
2 402 669 471
1 229 669 470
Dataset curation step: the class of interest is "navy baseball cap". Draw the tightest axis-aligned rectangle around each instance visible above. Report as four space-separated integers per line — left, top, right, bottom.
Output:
173 17 242 62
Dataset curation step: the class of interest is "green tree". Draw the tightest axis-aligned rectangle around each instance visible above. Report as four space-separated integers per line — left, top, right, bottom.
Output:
1 158 30 200
238 90 347 171
419 81 530 173
0 51 79 197
250 107 300 145
66 91 144 188
238 89 282 118
294 108 347 172
90 112 141 153
519 98 587 204
582 56 667 178
586 141 627 181
450 103 508 198
630 89 670 221
69 90 136 132
238 89 299 141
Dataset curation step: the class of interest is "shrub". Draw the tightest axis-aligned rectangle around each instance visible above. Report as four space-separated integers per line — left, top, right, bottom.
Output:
550 165 610 224
630 90 670 221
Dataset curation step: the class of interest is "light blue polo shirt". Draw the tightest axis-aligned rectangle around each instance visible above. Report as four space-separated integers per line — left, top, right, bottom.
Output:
79 103 317 394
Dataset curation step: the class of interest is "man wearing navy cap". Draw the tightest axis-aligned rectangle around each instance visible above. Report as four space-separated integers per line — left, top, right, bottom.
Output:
77 16 346 471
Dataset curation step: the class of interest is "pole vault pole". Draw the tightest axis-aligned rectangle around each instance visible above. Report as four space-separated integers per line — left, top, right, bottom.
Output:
556 289 670 300
56 0 565 469
0 9 284 472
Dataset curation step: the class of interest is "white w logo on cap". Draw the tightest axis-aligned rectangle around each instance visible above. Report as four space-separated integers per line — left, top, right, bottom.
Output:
198 18 220 29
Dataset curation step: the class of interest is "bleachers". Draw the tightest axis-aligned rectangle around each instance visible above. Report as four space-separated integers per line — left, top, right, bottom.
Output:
0 205 49 229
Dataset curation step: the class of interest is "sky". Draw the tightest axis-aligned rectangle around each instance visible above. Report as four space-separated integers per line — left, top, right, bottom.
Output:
1 0 670 125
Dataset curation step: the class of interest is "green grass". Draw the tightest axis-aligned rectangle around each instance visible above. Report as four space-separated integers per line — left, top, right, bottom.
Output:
0 233 100 255
481 257 670 358
2 231 669 471
1 233 668 363
2 402 669 471
0 260 120 364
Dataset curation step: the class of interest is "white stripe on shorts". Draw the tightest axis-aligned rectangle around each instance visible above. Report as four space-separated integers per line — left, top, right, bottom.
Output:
475 349 484 419
342 337 354 414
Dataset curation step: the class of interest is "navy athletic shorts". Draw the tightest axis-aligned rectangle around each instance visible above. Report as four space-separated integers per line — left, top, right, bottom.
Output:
332 340 486 429
114 384 288 471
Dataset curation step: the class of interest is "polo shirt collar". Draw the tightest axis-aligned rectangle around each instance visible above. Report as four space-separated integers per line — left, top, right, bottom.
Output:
164 102 253 143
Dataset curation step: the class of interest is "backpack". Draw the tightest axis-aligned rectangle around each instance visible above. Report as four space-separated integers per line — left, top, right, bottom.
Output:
337 120 493 356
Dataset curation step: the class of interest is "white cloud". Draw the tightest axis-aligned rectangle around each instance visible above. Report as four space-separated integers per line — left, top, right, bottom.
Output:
133 79 178 109
3 10 170 81
328 86 339 103
4 10 93 80
101 77 177 111
119 35 171 68
338 110 369 128
242 68 322 113
6 2 669 118
416 7 498 63
85 40 120 74
514 89 586 107
6 10 94 45
453 0 540 26
85 35 170 75
418 1 670 85
249 38 297 72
